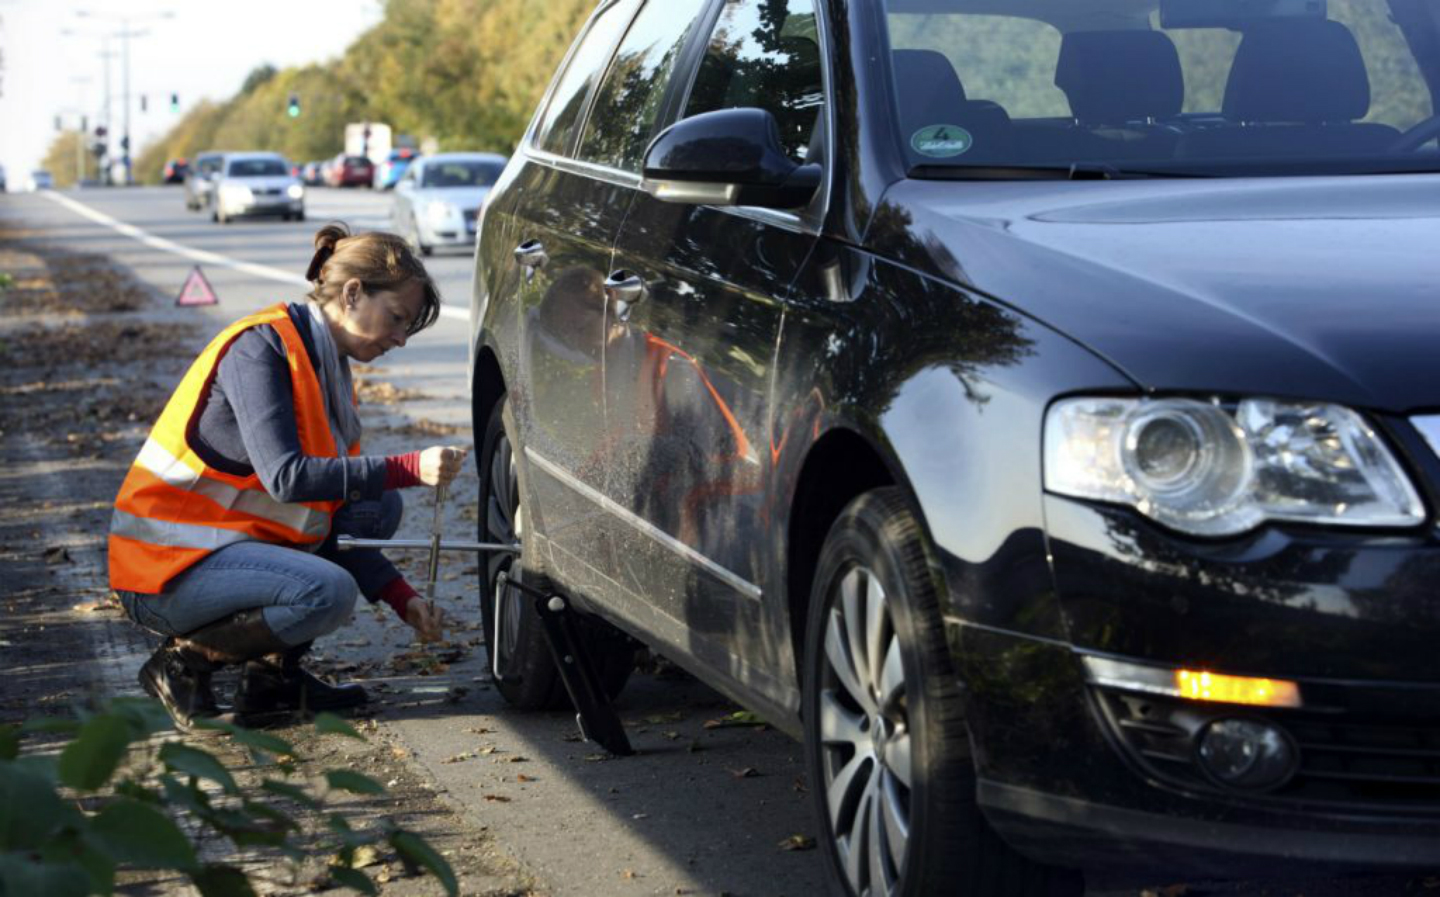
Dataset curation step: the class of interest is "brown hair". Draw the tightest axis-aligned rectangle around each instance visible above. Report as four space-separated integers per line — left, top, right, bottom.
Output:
304 223 441 335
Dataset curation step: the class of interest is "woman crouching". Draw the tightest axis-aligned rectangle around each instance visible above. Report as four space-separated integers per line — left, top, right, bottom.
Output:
108 223 464 729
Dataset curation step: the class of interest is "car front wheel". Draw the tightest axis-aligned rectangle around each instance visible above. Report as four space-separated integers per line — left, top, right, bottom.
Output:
803 488 1081 897
477 395 633 709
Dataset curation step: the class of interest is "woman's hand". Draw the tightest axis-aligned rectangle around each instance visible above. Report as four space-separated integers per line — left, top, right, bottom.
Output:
417 445 469 488
405 598 447 643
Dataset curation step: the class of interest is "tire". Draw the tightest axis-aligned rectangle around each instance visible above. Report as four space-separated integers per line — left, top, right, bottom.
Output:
477 395 634 709
802 488 1082 897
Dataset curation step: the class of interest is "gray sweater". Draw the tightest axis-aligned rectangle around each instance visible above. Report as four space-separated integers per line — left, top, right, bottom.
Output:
191 303 400 597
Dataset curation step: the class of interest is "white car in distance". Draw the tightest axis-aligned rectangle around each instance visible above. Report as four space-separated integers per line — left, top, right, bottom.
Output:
212 153 305 224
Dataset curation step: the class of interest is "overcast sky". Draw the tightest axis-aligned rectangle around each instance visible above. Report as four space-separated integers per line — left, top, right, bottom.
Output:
0 0 384 178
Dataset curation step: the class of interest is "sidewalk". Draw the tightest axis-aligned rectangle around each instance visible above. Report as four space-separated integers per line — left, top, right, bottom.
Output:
0 222 538 897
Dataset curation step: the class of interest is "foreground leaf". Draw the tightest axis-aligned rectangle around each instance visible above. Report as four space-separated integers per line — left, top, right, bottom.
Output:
390 830 458 897
191 862 257 897
0 853 90 897
0 761 79 850
58 714 132 791
84 798 198 871
160 743 239 794
325 770 386 795
314 713 365 740
260 778 320 809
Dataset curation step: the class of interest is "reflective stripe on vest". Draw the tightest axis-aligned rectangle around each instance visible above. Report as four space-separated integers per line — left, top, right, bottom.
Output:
128 437 330 539
108 303 354 593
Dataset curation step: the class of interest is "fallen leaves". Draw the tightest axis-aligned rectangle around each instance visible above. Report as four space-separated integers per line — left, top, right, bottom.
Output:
703 710 768 730
777 834 815 851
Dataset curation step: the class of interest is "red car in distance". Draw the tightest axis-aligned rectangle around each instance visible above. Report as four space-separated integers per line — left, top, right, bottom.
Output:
325 154 374 188
162 158 189 184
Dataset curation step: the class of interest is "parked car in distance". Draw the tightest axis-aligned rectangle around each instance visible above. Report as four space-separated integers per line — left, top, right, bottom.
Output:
325 154 374 188
372 147 418 190
210 152 304 224
162 158 189 184
471 0 1440 895
392 152 504 255
184 152 226 211
300 160 326 186
25 170 54 192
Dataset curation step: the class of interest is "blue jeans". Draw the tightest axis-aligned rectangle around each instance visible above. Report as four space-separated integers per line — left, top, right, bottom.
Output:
118 492 404 647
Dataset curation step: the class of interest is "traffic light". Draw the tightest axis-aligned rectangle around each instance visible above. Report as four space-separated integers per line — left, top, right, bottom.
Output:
170 93 179 113
287 93 300 118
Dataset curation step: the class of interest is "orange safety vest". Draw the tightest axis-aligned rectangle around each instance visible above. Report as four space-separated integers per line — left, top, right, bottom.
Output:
108 304 359 594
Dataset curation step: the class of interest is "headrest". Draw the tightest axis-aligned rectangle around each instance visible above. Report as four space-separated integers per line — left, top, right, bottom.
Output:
1055 31 1184 123
892 49 969 134
1224 19 1370 123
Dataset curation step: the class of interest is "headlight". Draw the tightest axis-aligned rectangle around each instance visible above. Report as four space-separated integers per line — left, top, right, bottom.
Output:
287 183 305 199
1044 397 1423 536
426 200 456 222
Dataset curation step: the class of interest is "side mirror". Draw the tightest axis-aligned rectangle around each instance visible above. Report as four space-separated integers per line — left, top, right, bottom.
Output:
641 108 820 210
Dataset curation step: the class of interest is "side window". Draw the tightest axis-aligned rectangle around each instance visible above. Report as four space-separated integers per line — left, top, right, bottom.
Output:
533 0 642 157
683 0 824 164
575 0 710 173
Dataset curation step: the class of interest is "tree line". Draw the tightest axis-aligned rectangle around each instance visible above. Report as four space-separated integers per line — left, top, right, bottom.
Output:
45 0 595 186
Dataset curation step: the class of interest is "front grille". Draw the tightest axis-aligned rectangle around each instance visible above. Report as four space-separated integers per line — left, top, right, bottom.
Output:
1096 689 1440 812
254 187 282 196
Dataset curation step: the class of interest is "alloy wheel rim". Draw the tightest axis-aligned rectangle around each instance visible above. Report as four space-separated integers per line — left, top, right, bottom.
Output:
819 564 911 897
487 429 523 664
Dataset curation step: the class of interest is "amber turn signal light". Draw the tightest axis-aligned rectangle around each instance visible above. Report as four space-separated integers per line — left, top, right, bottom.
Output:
1175 669 1301 708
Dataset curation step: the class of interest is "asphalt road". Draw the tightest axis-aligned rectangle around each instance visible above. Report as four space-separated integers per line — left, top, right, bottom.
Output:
2 185 1431 897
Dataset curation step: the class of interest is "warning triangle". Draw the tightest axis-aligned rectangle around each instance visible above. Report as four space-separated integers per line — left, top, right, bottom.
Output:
176 266 218 306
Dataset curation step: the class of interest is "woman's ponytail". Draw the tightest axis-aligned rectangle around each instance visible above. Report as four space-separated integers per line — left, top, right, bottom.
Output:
305 223 351 283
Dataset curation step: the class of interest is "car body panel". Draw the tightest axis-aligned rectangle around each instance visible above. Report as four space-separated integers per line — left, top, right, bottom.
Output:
472 0 1440 881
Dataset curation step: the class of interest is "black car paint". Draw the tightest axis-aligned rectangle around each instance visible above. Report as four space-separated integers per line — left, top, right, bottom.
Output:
470 0 1440 883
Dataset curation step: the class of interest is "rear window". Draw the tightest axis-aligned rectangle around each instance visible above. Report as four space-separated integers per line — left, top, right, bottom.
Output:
885 0 1440 177
345 156 373 166
420 161 506 188
227 159 288 177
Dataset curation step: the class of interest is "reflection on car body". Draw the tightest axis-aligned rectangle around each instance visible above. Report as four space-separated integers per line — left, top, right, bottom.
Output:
469 0 1440 894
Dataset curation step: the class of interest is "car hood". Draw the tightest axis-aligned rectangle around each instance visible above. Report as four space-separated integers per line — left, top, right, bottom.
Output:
408 186 491 209
883 174 1440 412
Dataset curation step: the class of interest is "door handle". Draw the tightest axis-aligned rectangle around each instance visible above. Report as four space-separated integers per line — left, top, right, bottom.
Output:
514 240 548 278
604 270 646 322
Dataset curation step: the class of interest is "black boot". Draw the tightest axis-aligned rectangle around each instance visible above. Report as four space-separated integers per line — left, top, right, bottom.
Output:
235 641 368 716
138 637 224 732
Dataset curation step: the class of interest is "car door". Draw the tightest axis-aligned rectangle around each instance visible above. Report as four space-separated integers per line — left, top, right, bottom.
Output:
598 0 828 688
505 0 642 589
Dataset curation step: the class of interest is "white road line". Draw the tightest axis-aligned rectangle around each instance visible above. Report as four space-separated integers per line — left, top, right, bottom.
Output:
40 191 468 322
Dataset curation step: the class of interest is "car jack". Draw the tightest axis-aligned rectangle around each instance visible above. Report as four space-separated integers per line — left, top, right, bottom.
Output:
336 487 633 756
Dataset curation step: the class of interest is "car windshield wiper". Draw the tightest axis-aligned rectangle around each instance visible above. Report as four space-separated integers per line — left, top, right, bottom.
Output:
908 163 1213 180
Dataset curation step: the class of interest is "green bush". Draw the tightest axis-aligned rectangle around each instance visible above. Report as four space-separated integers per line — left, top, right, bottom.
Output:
0 699 456 897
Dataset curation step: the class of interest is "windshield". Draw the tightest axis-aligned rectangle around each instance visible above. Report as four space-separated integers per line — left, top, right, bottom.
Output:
885 0 1440 177
228 158 289 177
420 160 504 188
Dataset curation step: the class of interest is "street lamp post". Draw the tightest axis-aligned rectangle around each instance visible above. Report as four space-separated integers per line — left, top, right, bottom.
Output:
61 27 118 184
75 10 174 185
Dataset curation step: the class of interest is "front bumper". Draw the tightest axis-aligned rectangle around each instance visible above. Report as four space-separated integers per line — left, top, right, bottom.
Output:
417 211 479 248
222 196 303 218
949 498 1440 882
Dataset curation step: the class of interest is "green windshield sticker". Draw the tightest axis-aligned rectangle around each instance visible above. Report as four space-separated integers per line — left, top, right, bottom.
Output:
911 125 973 158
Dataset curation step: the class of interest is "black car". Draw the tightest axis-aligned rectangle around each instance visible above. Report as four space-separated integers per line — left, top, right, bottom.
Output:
469 0 1440 893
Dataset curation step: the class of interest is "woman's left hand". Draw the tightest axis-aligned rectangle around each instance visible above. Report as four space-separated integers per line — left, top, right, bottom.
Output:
405 598 447 642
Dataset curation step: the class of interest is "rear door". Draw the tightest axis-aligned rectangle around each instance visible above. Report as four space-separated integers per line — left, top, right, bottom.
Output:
599 0 829 690
505 0 643 590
